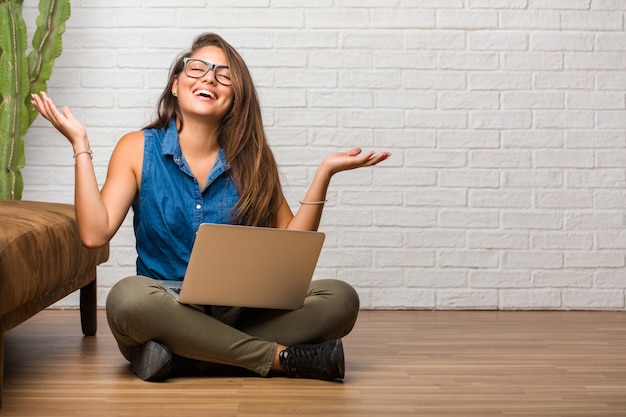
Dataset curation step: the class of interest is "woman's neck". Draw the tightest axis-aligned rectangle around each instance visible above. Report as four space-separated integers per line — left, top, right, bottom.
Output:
177 117 221 158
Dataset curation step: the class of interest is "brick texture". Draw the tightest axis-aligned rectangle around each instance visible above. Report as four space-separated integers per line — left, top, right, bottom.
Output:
21 1 626 310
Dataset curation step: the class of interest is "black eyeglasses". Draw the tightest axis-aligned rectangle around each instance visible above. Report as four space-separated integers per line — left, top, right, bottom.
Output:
182 58 232 86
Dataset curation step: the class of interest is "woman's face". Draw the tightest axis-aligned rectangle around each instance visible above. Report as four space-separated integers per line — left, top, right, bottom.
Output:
172 45 234 123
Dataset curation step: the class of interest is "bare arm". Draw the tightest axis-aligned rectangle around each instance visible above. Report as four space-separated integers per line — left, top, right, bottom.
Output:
31 92 140 247
276 148 391 231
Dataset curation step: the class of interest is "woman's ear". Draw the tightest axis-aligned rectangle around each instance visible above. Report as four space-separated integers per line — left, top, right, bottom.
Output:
171 77 178 97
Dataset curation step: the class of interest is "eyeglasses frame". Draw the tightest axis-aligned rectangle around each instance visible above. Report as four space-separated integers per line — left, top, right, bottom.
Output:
182 57 232 86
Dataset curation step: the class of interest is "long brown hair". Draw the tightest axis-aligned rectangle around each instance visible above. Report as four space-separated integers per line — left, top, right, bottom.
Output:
145 33 282 227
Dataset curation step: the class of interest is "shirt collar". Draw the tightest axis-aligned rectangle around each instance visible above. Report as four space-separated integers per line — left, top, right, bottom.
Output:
162 119 180 157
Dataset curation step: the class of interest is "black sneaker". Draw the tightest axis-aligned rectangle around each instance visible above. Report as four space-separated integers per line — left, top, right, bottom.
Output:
279 339 345 381
132 340 173 381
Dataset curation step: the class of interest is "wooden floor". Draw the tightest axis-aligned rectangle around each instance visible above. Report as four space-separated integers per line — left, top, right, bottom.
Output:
2 309 625 416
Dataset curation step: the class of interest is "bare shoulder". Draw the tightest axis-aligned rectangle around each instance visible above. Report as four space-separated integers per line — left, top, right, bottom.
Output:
111 130 144 162
108 130 145 186
116 130 145 151
99 131 144 216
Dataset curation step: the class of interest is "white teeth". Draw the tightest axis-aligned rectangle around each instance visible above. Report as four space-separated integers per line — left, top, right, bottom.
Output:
194 89 216 99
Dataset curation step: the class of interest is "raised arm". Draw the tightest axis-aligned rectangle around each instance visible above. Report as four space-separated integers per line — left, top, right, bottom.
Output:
277 148 391 231
31 92 140 248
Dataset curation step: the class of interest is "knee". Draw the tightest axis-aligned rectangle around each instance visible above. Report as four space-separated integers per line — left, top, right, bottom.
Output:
333 279 360 313
314 278 360 322
321 279 360 339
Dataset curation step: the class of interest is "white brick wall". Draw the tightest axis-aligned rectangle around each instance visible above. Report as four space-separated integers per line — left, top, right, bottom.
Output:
21 0 625 310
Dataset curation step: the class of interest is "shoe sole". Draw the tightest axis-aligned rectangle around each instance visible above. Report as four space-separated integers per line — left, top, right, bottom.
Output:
333 339 345 380
132 340 171 381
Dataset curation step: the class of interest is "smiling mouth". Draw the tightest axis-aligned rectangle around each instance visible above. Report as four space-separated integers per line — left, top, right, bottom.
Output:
194 89 216 100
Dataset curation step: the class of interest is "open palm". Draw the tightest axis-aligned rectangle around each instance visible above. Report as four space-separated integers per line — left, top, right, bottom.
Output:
321 148 391 176
31 92 87 146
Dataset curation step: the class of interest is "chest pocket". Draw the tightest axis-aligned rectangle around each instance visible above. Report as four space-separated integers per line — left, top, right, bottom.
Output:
217 196 239 224
205 175 239 224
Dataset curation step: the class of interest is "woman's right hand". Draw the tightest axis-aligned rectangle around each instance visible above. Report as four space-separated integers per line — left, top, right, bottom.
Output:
31 92 141 248
31 92 89 151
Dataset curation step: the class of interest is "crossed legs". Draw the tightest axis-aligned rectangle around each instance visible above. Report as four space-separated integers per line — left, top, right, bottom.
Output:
106 275 359 378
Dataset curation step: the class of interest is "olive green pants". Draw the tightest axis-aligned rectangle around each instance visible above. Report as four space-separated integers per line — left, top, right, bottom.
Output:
106 275 359 377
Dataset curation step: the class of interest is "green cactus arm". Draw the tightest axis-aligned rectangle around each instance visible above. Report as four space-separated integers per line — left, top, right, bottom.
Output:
0 0 29 200
26 0 71 125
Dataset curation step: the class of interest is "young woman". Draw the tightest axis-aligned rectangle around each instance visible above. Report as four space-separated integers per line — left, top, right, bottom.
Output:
32 32 390 382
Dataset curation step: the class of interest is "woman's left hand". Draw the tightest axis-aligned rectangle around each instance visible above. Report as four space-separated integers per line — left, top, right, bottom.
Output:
320 148 391 176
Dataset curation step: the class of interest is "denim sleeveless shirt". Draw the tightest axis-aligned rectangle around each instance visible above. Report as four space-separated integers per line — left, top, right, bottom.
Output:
132 119 239 281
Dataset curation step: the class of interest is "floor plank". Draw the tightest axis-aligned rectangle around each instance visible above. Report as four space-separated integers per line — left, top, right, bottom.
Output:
2 310 625 416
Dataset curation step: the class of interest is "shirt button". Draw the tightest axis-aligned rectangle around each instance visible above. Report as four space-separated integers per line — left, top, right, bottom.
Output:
196 204 202 210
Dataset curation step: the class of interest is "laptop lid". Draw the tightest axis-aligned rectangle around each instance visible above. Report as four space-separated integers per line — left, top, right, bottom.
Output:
177 223 325 310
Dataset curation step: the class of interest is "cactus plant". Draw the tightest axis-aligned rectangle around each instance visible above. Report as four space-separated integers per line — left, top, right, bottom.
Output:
0 0 71 200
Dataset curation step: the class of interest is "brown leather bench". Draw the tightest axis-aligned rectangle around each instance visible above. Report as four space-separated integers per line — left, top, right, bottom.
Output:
0 200 109 408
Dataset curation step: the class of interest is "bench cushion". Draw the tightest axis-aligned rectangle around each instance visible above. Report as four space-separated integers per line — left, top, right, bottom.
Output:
0 201 110 318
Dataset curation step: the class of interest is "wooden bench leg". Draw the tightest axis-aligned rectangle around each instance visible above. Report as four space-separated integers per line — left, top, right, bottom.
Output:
80 271 97 336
